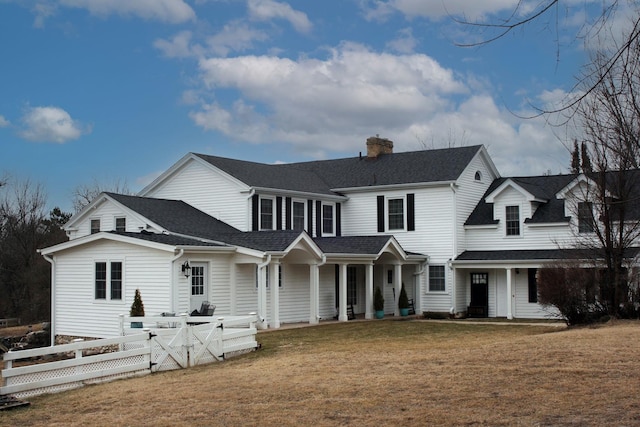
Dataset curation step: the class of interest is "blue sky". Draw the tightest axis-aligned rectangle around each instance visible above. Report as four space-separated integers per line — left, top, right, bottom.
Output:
0 1 613 212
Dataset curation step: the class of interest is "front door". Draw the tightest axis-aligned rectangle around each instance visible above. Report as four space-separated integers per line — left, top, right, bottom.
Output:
189 263 208 312
469 272 489 318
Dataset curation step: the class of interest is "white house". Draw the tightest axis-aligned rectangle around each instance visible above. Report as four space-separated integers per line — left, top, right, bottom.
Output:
40 137 638 339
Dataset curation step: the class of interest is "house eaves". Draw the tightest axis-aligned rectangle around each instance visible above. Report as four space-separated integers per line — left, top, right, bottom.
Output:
332 180 455 194
250 186 347 202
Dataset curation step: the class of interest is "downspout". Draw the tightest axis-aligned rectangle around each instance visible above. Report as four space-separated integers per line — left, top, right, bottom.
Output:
41 252 55 347
171 249 185 313
450 182 458 316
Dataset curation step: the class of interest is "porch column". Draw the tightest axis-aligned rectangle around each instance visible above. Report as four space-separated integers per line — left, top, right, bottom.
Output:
365 262 374 319
257 264 269 329
506 268 513 320
394 262 402 316
338 263 348 322
309 263 320 325
270 262 280 329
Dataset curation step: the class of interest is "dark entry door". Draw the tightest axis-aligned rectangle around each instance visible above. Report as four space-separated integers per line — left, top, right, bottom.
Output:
469 272 489 318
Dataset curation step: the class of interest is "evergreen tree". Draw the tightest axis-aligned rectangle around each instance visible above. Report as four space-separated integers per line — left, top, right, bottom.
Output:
571 139 580 173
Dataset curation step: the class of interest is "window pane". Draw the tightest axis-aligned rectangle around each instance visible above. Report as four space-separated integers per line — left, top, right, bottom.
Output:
388 198 404 230
322 205 334 234
110 262 122 300
578 202 594 233
91 219 100 234
429 265 445 292
191 266 205 296
260 199 273 230
115 217 126 232
293 201 305 231
95 262 107 299
506 206 520 236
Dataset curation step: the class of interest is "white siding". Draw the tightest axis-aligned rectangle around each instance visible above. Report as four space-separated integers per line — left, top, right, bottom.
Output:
144 160 250 231
53 240 173 338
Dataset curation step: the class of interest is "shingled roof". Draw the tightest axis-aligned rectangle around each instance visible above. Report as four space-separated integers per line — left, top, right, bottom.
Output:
465 174 576 226
106 193 240 238
195 145 483 195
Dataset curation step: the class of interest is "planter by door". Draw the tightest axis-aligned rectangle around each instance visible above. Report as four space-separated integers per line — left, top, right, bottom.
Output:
130 320 143 328
400 308 409 317
375 310 384 319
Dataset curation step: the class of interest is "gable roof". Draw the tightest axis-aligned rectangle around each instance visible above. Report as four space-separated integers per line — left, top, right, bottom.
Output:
465 174 576 226
193 145 486 195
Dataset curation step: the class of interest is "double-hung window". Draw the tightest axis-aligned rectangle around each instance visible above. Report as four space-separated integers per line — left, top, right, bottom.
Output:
292 200 306 231
115 217 126 232
505 206 520 236
90 219 100 234
322 204 335 235
429 265 446 292
95 261 123 300
388 198 405 230
578 201 594 233
260 198 274 230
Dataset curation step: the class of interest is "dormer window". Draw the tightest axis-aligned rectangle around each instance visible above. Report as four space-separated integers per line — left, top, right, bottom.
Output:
474 171 482 181
505 206 520 236
578 201 595 233
322 203 335 236
115 217 126 232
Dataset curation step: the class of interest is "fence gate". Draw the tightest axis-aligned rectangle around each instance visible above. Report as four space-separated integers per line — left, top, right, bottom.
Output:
190 323 224 366
150 323 224 372
151 327 189 371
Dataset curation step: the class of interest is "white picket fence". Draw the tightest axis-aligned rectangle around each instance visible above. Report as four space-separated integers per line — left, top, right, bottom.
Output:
1 314 258 398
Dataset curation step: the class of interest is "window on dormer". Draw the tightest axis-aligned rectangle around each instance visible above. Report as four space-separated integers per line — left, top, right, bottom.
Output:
474 171 482 181
90 219 100 234
505 206 520 236
115 217 126 232
578 201 595 233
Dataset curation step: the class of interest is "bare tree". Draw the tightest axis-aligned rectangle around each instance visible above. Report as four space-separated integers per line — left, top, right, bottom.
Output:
540 23 640 321
456 1 640 115
0 177 69 322
72 177 133 213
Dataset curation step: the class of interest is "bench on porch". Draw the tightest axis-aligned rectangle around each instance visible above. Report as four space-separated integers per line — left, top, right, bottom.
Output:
407 298 416 315
347 304 356 320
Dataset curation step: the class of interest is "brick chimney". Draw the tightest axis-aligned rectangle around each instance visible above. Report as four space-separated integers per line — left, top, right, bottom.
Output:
366 136 393 158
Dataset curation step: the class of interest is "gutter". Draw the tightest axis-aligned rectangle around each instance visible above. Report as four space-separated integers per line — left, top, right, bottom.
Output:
170 249 185 313
40 251 55 347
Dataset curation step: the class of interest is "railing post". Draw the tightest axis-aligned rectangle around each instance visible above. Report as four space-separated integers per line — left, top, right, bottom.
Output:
249 312 257 330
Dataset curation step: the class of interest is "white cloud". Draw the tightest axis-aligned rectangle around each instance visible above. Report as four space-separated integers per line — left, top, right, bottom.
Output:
59 0 195 24
0 115 10 127
248 0 312 33
386 27 418 53
19 106 89 143
186 41 568 174
362 0 521 22
154 31 199 58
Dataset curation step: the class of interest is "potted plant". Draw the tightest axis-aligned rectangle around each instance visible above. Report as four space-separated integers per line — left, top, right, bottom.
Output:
374 286 385 319
398 284 410 316
130 289 145 328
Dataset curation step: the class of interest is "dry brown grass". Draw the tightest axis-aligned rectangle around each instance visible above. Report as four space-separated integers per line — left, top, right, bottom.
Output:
2 319 639 426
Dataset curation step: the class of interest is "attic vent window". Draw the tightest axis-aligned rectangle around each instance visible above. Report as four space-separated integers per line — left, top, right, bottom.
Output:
474 171 482 181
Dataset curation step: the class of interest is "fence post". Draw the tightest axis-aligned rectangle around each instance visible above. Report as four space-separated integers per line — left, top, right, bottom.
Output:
73 338 84 377
142 328 152 372
180 313 191 367
119 314 125 351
